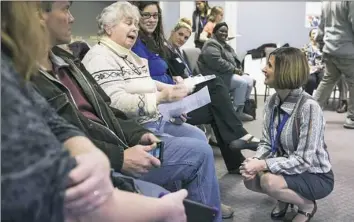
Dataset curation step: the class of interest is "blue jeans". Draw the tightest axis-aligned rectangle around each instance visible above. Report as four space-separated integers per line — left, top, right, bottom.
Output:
141 120 222 222
143 120 207 142
229 74 254 106
112 172 169 198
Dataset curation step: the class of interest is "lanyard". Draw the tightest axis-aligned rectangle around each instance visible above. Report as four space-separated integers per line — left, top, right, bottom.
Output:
269 108 290 155
165 41 193 76
175 48 193 76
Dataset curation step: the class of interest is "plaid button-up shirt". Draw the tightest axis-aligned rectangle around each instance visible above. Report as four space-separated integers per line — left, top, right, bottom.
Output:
254 89 332 175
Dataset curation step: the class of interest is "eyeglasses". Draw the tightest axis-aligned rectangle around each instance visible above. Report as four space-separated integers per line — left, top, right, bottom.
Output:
141 12 160 19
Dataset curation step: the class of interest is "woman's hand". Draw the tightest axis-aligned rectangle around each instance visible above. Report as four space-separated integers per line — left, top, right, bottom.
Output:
157 84 189 103
173 76 184 84
234 68 243 76
240 158 267 175
64 149 114 216
240 170 257 181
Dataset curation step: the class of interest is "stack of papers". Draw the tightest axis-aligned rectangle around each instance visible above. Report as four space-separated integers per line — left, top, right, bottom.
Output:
158 86 211 121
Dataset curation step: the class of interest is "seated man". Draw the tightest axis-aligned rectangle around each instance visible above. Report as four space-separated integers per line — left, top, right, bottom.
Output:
33 1 225 221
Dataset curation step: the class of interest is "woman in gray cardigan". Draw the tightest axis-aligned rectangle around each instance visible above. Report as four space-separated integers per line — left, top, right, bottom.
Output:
197 22 254 121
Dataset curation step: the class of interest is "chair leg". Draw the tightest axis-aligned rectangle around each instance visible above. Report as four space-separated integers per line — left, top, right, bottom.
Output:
264 86 268 102
332 85 338 110
253 86 258 106
252 79 258 106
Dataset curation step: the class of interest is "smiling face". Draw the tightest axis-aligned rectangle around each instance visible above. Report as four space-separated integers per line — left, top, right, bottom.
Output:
170 27 191 48
262 55 276 87
108 16 139 49
214 25 228 42
139 4 159 35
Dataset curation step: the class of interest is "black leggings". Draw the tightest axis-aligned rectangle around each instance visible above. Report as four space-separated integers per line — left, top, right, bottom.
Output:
187 77 247 170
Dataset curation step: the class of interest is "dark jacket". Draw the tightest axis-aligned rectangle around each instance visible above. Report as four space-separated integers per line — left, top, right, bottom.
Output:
31 46 150 171
164 42 191 79
197 37 242 87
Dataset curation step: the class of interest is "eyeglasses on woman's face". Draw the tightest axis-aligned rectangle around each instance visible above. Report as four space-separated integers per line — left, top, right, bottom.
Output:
141 12 160 20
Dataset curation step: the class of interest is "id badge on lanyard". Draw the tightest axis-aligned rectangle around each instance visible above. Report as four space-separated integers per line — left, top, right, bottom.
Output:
269 107 290 156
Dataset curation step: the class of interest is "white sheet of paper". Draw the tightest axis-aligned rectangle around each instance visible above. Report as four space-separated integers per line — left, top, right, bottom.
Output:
158 86 211 120
184 74 216 87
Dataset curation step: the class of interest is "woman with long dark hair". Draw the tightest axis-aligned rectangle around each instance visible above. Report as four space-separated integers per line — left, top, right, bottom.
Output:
131 1 173 84
192 1 210 49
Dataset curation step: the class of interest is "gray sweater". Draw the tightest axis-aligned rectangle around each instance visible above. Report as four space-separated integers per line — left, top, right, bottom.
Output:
317 1 354 58
1 52 83 222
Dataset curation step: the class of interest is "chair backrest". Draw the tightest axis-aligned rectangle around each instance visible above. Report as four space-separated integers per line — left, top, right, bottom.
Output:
265 47 277 61
182 48 201 74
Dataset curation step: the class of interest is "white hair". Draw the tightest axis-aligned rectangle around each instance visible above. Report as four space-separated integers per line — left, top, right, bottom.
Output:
97 1 140 36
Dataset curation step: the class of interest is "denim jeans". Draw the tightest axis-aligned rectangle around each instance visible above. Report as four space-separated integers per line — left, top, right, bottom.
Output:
143 120 207 142
141 120 222 222
112 172 169 198
229 74 254 106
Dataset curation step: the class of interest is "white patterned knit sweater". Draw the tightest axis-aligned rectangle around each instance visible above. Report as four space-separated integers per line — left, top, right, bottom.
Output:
82 37 160 124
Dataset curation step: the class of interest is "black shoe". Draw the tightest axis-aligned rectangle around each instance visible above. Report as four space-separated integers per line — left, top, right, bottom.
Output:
229 136 259 151
270 201 293 220
293 201 317 222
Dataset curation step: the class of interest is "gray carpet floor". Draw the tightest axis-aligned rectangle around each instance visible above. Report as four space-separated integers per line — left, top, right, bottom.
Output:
215 97 354 222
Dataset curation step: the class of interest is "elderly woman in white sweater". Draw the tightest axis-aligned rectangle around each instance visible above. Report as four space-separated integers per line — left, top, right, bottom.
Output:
82 3 227 220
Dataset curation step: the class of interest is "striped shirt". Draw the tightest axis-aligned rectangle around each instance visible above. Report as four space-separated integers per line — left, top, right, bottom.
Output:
254 89 332 175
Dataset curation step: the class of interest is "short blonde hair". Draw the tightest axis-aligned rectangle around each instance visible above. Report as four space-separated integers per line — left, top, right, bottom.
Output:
172 18 192 33
97 1 140 36
269 47 309 89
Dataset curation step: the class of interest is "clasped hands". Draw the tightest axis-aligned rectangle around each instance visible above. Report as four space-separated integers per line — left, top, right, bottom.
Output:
239 158 267 181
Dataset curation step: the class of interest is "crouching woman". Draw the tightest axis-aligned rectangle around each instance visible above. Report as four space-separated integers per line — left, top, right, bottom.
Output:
240 47 334 222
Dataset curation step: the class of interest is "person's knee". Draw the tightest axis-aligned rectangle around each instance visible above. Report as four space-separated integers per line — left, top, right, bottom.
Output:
231 76 247 87
191 125 208 142
187 139 214 161
245 76 254 88
238 78 248 87
260 173 281 194
170 137 214 162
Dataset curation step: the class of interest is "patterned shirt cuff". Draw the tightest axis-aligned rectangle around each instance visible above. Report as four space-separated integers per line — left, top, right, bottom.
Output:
265 158 281 174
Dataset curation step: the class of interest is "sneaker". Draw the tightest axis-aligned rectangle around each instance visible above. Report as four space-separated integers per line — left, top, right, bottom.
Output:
221 203 234 219
343 117 354 129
